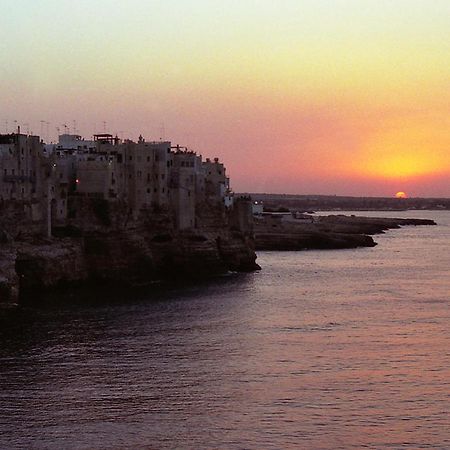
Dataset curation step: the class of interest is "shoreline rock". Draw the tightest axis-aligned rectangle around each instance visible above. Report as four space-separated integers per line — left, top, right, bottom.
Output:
0 230 259 304
0 196 260 304
0 207 436 304
254 214 436 251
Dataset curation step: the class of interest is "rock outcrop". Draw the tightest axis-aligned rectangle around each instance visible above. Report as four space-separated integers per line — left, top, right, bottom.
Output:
254 214 436 251
0 198 259 304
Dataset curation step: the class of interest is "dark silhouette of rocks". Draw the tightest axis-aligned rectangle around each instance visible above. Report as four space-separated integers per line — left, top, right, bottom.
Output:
0 197 259 304
254 214 435 251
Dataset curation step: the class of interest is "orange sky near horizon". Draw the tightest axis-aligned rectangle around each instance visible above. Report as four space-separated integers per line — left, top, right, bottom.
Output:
1 0 449 197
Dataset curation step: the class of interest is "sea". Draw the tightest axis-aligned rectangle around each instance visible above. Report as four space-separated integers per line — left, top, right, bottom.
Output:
0 210 449 449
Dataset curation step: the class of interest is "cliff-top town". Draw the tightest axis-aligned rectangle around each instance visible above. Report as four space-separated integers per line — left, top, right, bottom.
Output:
0 129 259 302
0 129 235 236
0 129 436 303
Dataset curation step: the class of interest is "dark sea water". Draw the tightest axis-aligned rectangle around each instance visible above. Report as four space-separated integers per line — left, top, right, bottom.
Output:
1 210 449 449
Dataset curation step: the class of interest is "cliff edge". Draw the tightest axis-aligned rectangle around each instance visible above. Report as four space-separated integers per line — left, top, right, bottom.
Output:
0 197 259 304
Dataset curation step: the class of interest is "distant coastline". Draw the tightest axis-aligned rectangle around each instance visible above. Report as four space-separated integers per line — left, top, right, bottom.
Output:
244 193 450 212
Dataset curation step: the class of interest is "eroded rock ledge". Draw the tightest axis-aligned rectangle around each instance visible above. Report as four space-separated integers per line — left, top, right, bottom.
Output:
0 231 258 304
254 214 436 251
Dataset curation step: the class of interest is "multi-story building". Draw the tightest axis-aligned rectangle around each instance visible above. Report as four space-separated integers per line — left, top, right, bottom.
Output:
169 147 204 229
0 131 234 233
0 132 44 202
203 157 230 199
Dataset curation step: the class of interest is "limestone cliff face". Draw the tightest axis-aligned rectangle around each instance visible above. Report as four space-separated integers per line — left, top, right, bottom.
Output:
255 231 376 250
15 241 88 297
0 198 259 303
0 246 19 303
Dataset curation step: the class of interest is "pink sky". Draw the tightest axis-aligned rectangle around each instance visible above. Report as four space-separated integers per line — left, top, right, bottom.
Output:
1 0 449 197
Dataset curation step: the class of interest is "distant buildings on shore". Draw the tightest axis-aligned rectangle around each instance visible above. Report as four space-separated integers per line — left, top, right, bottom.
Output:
0 130 233 235
247 193 450 212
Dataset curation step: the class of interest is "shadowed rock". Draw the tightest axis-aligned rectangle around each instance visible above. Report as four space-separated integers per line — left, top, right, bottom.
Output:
254 214 435 251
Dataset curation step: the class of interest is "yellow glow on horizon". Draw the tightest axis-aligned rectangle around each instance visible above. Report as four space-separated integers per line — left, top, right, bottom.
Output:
395 191 408 198
371 153 439 179
355 119 450 180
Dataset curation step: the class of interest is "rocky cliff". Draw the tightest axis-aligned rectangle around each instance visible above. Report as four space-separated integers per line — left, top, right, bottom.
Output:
0 198 259 304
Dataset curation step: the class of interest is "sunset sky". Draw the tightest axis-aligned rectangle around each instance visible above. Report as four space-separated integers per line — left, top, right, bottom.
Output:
1 0 449 197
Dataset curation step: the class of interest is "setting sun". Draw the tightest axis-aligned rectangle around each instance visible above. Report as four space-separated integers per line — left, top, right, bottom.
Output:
395 191 408 198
